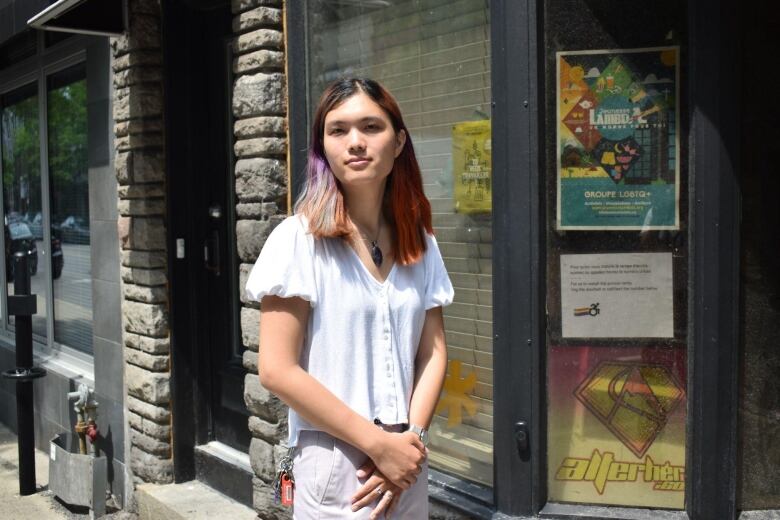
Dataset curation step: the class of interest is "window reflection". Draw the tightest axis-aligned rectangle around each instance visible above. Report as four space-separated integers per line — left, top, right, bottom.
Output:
47 64 92 354
1 84 48 338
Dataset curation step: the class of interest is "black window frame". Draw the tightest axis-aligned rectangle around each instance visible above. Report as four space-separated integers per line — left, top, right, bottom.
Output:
287 0 744 518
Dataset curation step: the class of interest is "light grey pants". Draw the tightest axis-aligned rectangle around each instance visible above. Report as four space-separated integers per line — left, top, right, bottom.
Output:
292 429 428 519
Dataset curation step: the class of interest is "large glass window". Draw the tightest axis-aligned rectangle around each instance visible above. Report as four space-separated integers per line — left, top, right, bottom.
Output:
1 83 48 338
0 61 93 355
48 64 91 353
306 0 494 487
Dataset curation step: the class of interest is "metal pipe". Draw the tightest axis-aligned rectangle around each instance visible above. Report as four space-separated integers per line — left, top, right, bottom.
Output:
2 252 47 496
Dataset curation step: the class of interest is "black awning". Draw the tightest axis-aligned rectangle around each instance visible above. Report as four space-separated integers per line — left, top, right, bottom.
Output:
27 0 125 37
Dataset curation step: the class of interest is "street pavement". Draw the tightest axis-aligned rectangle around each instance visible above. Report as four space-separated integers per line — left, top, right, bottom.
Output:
0 423 135 519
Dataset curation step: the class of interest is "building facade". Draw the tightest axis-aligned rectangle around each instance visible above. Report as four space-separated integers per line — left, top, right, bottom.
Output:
1 0 778 519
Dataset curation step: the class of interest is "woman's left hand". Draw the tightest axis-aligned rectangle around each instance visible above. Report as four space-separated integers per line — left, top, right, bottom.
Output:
351 459 403 519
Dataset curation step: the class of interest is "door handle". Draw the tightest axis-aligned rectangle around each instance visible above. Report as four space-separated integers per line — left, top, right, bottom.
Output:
204 230 221 276
515 421 529 458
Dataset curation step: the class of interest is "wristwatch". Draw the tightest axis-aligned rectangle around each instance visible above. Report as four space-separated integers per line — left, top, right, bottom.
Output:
408 424 429 447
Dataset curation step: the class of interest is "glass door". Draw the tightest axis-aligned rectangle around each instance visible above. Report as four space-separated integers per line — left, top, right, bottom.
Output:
542 0 689 511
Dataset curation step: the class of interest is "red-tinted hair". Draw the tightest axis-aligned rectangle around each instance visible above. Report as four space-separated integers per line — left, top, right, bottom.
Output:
295 78 432 265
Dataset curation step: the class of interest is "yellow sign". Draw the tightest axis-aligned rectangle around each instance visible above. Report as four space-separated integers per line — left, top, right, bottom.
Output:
575 362 684 458
548 346 686 509
452 120 491 214
435 360 477 427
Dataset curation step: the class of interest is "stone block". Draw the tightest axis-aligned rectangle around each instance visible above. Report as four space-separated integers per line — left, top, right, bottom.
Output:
129 412 172 443
126 217 166 251
122 250 166 269
249 437 275 482
233 50 284 74
119 198 166 217
116 118 163 137
112 50 162 72
118 183 166 199
124 283 168 304
236 202 280 219
114 85 163 121
243 349 258 372
113 66 163 88
239 263 258 307
121 266 168 286
234 116 286 138
232 7 282 33
252 477 291 520
241 306 260 350
112 14 161 56
131 428 171 458
234 137 286 157
126 363 170 404
125 332 170 354
116 133 164 152
116 151 131 184
131 446 173 484
248 416 286 444
236 217 283 262
234 29 283 54
124 300 169 337
134 151 165 183
232 0 281 14
126 347 169 371
128 395 171 423
235 157 286 202
233 72 285 118
244 373 286 423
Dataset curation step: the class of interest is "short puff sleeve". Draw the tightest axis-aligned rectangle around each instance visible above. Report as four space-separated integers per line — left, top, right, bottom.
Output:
424 233 454 309
244 216 318 307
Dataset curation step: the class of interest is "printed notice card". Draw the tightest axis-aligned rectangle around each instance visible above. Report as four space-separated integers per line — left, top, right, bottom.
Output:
561 253 673 338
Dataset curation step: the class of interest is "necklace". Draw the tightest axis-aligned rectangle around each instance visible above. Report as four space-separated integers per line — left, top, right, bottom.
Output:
355 222 383 267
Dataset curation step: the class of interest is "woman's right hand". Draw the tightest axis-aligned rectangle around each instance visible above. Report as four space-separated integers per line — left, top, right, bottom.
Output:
369 430 426 489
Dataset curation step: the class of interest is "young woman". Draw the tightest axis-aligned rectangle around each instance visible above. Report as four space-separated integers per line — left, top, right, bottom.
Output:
245 78 453 519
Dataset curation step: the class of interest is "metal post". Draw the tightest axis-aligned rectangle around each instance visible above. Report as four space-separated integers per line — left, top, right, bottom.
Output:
2 252 46 496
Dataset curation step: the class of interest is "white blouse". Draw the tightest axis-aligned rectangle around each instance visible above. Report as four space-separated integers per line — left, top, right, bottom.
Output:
245 215 454 446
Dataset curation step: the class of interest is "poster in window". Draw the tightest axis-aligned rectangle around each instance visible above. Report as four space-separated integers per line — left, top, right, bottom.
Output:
560 252 674 338
548 345 686 509
453 120 491 214
556 47 680 230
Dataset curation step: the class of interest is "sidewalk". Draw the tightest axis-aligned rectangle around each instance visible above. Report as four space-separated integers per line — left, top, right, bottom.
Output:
0 423 135 520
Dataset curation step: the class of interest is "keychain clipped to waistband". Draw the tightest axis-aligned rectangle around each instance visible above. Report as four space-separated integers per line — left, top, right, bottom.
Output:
273 446 295 507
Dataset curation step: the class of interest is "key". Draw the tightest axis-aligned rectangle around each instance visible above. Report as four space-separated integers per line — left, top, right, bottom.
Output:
280 473 294 506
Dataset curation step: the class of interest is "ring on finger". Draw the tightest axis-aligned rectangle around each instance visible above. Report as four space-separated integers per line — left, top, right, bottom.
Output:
374 486 384 496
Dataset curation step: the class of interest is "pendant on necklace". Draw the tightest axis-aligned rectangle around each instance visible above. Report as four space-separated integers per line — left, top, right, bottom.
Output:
370 241 383 267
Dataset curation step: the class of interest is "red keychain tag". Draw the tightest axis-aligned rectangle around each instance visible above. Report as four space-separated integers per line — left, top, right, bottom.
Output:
280 473 295 506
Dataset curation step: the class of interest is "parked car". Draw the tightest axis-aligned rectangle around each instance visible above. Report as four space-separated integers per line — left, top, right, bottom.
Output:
58 215 90 244
4 219 64 281
5 221 38 281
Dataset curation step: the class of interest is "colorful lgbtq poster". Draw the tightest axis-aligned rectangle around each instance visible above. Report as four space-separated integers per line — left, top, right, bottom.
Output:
548 345 686 509
452 120 492 214
556 47 680 230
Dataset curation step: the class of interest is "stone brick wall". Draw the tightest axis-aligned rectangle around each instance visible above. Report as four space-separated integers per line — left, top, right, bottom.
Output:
112 0 173 486
231 0 290 517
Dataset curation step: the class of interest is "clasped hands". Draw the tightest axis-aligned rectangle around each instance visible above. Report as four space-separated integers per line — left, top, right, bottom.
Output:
351 430 426 519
